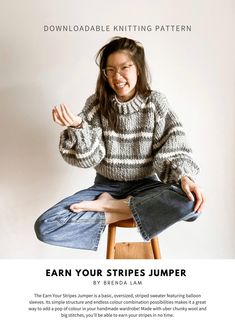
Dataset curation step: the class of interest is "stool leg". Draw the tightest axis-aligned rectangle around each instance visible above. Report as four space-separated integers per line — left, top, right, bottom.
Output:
151 237 161 259
106 225 116 259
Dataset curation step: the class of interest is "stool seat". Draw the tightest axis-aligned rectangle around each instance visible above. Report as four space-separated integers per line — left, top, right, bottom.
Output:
106 219 161 259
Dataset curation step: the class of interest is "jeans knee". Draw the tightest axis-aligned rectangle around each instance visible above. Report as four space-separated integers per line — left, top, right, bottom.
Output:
169 186 196 218
34 213 55 241
183 209 200 222
177 197 201 222
34 215 46 241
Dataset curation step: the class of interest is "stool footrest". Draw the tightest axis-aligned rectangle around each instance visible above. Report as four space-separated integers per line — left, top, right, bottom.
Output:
114 242 155 259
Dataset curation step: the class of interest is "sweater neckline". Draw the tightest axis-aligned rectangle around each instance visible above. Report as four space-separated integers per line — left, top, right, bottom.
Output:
112 94 145 115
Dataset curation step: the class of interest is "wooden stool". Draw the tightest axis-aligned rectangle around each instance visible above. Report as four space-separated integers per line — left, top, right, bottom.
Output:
106 219 161 259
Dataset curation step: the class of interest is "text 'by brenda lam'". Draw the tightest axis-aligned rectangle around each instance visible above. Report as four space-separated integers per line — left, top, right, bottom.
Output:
45 268 187 277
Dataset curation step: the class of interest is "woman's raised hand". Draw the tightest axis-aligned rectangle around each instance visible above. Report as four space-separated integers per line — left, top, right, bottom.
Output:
52 104 82 127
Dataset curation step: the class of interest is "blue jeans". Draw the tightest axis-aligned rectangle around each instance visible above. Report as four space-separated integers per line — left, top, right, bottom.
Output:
35 174 199 251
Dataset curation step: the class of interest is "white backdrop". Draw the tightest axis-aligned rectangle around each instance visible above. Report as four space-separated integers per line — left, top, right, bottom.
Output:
0 0 234 258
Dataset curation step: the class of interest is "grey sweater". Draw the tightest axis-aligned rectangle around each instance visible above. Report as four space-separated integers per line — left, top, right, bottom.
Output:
59 90 199 183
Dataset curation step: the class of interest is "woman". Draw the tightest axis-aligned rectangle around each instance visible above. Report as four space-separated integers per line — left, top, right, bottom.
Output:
35 36 205 251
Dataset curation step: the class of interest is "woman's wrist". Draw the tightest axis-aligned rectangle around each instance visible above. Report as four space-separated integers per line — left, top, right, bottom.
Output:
70 119 83 128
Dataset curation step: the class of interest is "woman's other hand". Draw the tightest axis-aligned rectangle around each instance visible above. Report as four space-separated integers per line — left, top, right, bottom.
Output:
180 176 205 213
52 104 82 127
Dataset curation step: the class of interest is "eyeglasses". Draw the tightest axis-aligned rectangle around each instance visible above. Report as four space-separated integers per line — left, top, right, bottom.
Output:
102 64 134 78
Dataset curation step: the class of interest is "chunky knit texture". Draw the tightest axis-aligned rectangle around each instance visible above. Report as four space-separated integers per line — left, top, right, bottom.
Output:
59 91 199 183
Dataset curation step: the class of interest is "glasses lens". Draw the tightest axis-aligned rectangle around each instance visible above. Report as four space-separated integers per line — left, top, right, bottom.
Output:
103 64 133 78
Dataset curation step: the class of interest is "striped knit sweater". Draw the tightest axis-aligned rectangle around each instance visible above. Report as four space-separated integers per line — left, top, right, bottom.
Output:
59 90 199 183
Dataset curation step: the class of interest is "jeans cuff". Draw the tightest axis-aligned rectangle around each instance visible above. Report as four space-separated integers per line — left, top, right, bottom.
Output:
128 197 150 241
93 213 106 251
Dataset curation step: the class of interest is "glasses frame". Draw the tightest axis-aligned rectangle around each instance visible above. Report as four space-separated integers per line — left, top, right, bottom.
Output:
102 63 134 78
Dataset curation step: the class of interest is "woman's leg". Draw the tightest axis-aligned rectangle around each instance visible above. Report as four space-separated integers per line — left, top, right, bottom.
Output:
68 181 199 240
129 183 199 241
50 173 200 244
34 187 107 251
70 192 133 224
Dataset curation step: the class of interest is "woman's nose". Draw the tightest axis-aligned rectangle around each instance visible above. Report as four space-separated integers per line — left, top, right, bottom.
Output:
113 71 123 78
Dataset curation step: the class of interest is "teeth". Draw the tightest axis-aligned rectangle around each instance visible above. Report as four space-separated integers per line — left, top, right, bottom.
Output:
116 83 126 88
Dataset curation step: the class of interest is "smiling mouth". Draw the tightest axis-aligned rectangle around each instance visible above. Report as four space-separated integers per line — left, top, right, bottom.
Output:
115 82 127 89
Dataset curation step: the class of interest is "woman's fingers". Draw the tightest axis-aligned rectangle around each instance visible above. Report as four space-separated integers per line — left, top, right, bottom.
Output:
184 185 195 202
55 105 70 126
52 108 64 125
181 176 205 213
193 187 203 212
60 104 74 124
181 179 194 201
197 192 206 213
62 104 74 121
62 104 82 126
52 105 71 126
52 104 81 127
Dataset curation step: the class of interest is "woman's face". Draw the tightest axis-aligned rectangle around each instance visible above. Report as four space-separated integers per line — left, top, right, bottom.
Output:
105 51 138 102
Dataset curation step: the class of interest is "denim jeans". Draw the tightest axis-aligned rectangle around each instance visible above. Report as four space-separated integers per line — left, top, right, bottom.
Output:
35 173 199 251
